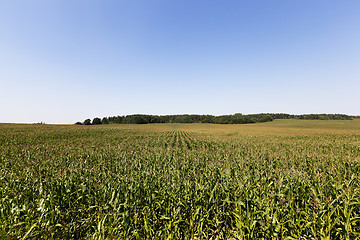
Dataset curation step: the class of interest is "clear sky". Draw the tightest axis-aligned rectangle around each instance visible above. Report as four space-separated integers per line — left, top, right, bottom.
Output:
1 0 359 123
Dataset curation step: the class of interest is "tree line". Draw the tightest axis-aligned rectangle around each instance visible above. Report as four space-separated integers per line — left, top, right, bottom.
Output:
75 113 354 125
268 113 353 120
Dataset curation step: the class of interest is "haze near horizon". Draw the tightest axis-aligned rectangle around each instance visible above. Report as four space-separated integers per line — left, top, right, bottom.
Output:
1 1 359 124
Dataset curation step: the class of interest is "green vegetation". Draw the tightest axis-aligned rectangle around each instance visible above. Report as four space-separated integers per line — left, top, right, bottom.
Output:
91 118 102 125
83 119 91 125
1 120 360 239
106 113 273 125
80 113 354 125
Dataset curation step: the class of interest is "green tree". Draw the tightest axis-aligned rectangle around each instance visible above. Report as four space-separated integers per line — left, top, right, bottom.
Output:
101 117 109 124
92 118 102 125
83 119 91 125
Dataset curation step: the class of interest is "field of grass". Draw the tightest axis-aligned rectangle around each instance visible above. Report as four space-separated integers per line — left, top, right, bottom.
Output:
1 120 360 239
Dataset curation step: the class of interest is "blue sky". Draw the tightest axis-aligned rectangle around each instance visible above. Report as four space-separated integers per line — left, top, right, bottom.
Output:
1 0 359 123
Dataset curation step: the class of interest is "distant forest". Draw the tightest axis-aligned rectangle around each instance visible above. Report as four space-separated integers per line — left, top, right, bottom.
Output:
76 113 354 125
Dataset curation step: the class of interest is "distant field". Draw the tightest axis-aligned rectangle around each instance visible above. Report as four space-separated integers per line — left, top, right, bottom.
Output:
1 120 360 239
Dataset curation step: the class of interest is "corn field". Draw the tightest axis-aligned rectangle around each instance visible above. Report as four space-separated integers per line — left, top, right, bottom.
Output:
1 120 360 239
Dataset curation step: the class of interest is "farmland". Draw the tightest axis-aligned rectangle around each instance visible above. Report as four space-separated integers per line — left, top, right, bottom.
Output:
1 120 360 239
